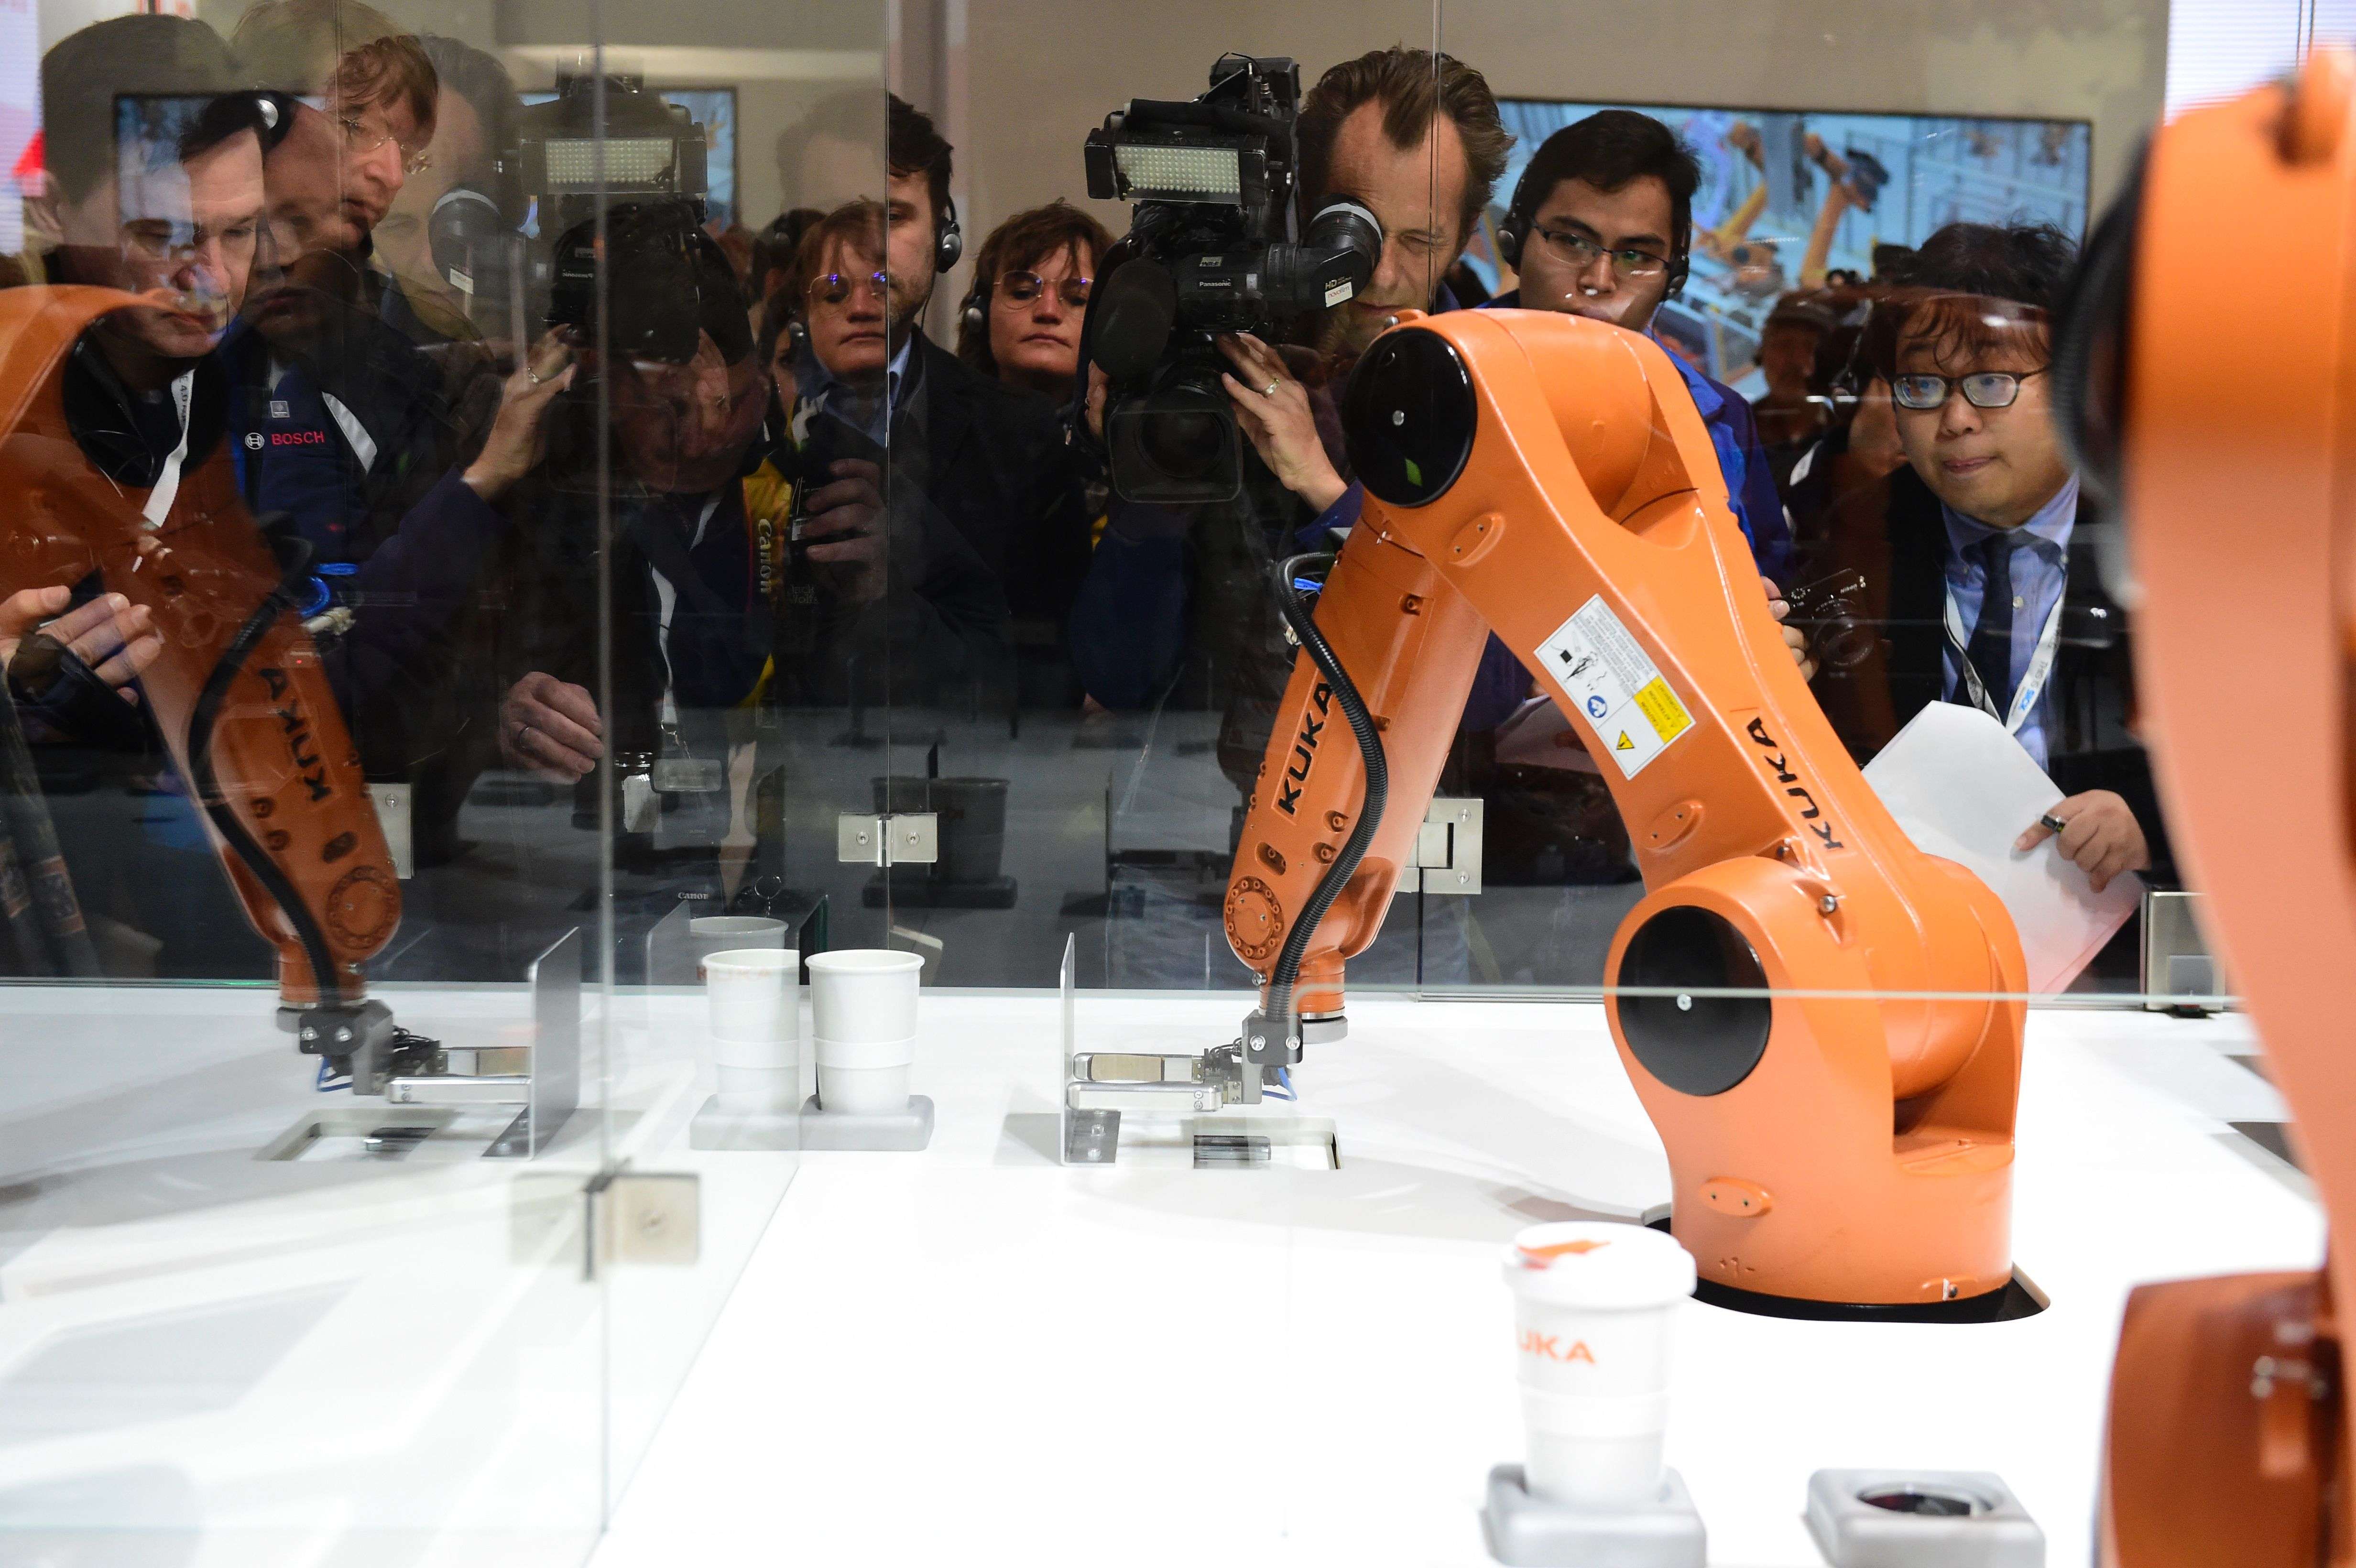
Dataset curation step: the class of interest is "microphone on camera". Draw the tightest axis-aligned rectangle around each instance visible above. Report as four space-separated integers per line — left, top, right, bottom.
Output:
1088 259 1178 384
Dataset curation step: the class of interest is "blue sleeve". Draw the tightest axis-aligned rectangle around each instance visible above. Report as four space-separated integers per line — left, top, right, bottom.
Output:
1292 481 1363 554
1067 501 1190 711
324 468 513 717
1713 395 1792 584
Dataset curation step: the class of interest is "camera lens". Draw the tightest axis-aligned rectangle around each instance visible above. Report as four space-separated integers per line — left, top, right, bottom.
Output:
1142 405 1229 481
1821 616 1877 669
1107 380 1242 503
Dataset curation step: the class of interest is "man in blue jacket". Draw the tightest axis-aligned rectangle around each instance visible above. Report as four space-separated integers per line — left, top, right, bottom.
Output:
1483 110 1790 578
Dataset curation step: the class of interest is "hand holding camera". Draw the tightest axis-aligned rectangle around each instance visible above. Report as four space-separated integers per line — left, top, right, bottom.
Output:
1217 332 1348 512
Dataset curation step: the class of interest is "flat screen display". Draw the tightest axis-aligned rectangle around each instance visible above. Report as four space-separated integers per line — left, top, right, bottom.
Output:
1475 99 2093 392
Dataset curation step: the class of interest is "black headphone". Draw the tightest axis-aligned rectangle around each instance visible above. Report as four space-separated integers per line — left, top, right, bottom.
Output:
1494 158 1691 300
959 273 989 332
935 194 964 273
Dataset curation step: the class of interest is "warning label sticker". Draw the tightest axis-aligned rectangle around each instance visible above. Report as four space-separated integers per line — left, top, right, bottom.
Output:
1534 597 1695 779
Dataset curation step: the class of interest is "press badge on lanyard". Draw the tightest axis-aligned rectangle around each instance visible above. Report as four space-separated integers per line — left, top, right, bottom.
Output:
140 370 197 529
1942 584 2064 735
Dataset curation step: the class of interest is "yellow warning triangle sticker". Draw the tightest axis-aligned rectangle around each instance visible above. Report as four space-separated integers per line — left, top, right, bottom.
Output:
1614 731 1635 751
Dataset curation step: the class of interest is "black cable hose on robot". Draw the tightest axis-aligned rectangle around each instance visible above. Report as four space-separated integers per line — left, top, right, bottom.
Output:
1263 551 1387 1028
186 559 347 1006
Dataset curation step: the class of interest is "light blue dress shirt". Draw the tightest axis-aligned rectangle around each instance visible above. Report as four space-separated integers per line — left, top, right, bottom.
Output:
1938 474 2079 770
796 331 916 447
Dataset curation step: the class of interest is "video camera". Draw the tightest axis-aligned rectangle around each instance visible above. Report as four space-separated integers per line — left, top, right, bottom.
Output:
1081 54 1383 504
430 74 709 335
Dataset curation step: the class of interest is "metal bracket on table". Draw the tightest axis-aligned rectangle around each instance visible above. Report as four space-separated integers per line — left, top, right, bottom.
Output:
1057 933 1257 1164
383 927 581 1159
586 1168 700 1276
837 812 938 867
1394 796 1483 895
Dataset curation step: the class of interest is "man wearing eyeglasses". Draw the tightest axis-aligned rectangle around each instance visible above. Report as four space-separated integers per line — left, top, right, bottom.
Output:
224 2 483 574
1869 221 2165 897
1488 110 1792 581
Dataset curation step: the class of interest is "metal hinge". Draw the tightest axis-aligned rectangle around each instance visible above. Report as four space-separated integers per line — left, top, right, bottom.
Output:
585 1170 700 1277
1394 796 1483 895
837 813 939 867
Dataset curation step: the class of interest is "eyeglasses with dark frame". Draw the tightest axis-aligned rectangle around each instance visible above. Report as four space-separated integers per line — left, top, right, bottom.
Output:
807 270 892 308
1531 223 1669 278
993 269 1092 310
1890 367 2050 412
335 109 431 176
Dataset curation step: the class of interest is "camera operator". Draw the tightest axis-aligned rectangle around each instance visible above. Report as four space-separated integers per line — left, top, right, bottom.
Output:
486 205 758 759
1857 222 2167 897
758 199 1012 709
1210 46 1510 522
1069 48 1509 721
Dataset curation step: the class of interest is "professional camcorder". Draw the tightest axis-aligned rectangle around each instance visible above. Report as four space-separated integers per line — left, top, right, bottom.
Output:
1081 53 1383 504
430 75 709 333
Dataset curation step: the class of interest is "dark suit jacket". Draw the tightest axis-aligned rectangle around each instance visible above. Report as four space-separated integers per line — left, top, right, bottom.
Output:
1872 466 2174 882
900 336 1091 637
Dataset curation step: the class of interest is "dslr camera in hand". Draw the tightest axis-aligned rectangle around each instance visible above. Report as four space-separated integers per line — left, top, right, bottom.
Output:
1082 54 1383 504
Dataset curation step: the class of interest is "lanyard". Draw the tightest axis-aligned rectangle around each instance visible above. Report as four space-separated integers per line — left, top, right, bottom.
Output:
1942 575 2065 736
140 371 196 529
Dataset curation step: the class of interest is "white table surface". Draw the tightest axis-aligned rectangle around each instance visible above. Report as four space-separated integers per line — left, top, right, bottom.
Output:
585 991 2319 1568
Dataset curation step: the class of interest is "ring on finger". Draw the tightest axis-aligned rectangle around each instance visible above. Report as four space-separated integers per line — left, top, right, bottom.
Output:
1262 379 1281 398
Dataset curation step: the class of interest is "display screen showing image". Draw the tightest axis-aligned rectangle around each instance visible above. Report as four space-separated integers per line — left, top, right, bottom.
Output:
1473 99 2092 392
518 85 737 229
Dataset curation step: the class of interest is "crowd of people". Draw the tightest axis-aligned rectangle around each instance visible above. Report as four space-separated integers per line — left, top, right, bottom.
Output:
0 0 2165 981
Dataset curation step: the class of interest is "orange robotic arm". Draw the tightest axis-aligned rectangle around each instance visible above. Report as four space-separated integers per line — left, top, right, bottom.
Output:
2062 49 2356 1567
0 288 411 1085
1222 305 2029 1310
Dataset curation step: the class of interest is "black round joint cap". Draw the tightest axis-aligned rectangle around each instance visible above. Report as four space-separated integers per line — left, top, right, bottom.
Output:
1341 326 1476 508
1614 905 1772 1097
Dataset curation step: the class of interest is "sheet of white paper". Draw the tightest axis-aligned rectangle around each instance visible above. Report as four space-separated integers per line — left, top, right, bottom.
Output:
1862 702 2142 994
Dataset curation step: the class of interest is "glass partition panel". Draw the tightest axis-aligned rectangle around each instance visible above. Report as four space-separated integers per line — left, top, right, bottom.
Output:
4 0 622 1555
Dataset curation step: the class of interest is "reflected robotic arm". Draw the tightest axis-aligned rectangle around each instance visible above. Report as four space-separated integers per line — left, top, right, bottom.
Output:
1213 305 2030 1310
0 288 417 1089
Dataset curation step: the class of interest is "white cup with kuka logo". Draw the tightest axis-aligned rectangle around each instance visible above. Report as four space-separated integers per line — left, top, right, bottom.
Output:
1503 1221 1696 1509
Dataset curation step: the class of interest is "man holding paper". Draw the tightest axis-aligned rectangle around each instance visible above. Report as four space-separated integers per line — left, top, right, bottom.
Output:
1861 221 2167 895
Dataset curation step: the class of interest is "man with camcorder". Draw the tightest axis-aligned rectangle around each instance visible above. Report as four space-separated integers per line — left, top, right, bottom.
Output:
1068 47 1509 730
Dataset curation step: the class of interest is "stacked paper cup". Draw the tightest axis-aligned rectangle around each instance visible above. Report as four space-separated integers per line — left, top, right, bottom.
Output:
807 949 922 1113
704 948 800 1113
1502 1221 1696 1508
689 915 786 968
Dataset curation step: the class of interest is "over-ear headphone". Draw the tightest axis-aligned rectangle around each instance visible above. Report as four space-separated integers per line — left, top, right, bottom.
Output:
1493 158 1691 300
935 194 963 273
959 272 989 331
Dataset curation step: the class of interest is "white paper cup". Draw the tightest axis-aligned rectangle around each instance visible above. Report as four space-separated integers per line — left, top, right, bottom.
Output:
814 1033 914 1114
807 949 922 1043
817 1062 911 1114
714 1062 797 1113
713 1032 797 1072
1502 1221 1694 1509
689 915 786 965
704 948 798 1044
